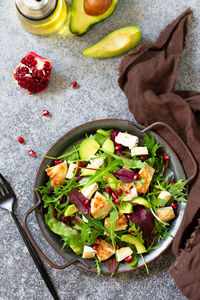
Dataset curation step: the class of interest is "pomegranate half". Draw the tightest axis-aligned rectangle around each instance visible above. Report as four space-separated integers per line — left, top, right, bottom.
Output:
12 52 52 94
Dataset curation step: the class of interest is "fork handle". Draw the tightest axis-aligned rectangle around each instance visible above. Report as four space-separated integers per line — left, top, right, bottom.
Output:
11 212 60 300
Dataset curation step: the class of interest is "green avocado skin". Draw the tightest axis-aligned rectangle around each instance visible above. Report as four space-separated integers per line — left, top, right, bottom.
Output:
69 0 119 36
83 26 142 58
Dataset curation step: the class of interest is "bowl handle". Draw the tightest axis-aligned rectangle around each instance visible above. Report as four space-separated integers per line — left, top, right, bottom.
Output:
140 121 198 183
23 191 90 270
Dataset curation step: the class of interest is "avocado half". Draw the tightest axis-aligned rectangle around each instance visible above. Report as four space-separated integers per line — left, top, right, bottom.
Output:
69 0 119 36
83 26 142 58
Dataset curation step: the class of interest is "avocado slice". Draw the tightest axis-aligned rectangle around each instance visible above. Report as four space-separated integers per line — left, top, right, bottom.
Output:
102 138 114 153
81 164 96 176
70 244 83 255
69 0 119 36
64 204 78 217
119 202 133 214
130 197 152 209
79 138 100 161
122 234 146 254
103 173 118 190
83 26 142 58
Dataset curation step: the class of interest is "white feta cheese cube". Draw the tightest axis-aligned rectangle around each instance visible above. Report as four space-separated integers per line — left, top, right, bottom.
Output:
66 163 77 179
116 247 133 262
115 132 139 149
131 147 149 156
89 156 104 168
82 246 97 259
81 183 98 199
158 190 172 205
123 187 138 201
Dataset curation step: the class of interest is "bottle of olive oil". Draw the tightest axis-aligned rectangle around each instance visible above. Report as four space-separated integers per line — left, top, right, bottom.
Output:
15 0 68 35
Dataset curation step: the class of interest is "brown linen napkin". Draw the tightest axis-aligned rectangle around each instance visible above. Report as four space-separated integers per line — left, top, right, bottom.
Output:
118 8 200 300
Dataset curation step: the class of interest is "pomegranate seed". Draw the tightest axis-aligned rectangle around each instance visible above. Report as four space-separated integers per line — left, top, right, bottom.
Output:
93 244 98 250
71 81 78 88
18 136 24 144
125 256 132 263
128 229 134 234
115 244 119 250
126 189 131 194
28 150 36 157
133 173 140 181
153 230 158 236
96 237 101 243
140 155 148 161
105 187 112 194
163 154 169 161
61 217 68 222
111 192 117 199
171 202 178 210
116 188 123 195
170 180 175 184
42 110 50 116
114 199 120 204
84 199 90 206
115 144 124 150
148 239 153 245
53 210 57 218
75 167 81 175
78 161 84 167
54 159 62 165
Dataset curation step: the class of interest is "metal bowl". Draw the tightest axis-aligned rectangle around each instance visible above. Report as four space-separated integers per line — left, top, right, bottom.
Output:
24 119 192 274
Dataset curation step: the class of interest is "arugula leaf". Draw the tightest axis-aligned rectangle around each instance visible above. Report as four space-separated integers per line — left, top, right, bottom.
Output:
106 210 119 251
82 214 110 234
96 129 112 137
95 256 101 276
167 179 188 202
81 159 121 190
128 222 144 244
143 134 162 157
101 149 146 169
150 196 168 211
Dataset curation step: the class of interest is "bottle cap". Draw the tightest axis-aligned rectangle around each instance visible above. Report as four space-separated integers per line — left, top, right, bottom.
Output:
15 0 57 20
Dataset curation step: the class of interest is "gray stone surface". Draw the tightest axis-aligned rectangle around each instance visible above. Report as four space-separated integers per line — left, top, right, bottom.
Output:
1 0 199 299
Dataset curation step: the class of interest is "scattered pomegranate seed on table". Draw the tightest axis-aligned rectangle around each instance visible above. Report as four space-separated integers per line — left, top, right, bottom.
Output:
171 202 178 209
71 81 78 88
114 199 120 204
105 187 112 194
54 159 62 165
28 150 36 157
12 52 52 94
42 110 50 116
125 256 132 263
18 136 24 144
116 187 123 195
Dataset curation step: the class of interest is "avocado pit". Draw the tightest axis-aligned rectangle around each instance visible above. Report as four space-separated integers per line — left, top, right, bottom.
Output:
84 0 112 16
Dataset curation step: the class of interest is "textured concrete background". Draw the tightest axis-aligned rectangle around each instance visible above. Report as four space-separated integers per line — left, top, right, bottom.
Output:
1 0 199 299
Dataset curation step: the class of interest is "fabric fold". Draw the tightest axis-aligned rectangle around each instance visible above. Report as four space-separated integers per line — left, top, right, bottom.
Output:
118 8 200 300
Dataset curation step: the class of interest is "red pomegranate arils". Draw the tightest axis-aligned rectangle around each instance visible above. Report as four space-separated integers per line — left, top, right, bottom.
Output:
171 202 178 210
115 244 119 250
128 229 134 234
18 136 24 144
71 81 78 88
92 244 98 250
54 159 62 165
42 110 50 116
105 187 112 194
125 256 132 263
114 199 120 204
116 187 123 195
28 150 36 157
13 52 52 94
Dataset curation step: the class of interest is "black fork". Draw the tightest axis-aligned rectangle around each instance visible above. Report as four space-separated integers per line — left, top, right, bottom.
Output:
0 173 59 300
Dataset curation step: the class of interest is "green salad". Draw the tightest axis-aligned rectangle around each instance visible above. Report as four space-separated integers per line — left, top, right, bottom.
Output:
37 129 188 274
